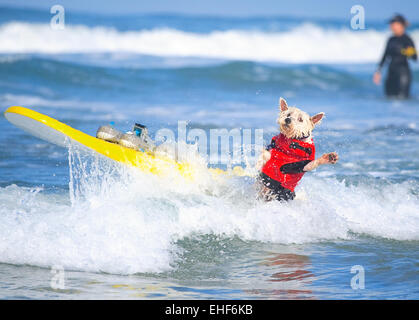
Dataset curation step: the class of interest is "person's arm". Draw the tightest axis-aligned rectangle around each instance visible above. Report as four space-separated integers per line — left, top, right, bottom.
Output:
378 39 390 70
374 39 390 85
407 36 417 61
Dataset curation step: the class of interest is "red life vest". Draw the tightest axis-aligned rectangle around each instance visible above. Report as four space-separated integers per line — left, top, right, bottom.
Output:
261 133 315 192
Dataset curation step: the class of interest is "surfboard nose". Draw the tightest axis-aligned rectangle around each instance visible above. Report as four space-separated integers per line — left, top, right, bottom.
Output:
4 106 70 147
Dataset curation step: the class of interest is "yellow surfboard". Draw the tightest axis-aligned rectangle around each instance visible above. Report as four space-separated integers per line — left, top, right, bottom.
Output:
4 106 249 181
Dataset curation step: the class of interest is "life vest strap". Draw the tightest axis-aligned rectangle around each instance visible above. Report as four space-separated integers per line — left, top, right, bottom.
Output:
289 142 312 155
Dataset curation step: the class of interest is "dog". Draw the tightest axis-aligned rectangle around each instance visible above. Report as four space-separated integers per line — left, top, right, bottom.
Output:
256 97 338 201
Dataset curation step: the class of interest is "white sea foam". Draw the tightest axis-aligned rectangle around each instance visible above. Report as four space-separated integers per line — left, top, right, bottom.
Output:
0 145 417 275
1 22 418 63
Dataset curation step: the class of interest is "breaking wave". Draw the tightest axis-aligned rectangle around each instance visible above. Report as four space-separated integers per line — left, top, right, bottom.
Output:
0 146 417 275
1 22 418 63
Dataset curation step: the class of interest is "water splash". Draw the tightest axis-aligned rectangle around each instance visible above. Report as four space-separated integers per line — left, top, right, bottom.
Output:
0 143 418 274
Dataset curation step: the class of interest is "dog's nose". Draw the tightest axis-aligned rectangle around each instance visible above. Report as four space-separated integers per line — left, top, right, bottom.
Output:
285 117 291 125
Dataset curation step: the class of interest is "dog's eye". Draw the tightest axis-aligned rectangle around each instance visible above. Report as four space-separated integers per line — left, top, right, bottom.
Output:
298 117 303 122
287 113 291 117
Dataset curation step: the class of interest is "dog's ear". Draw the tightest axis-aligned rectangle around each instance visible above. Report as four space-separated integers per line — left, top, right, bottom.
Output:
311 112 325 126
279 97 288 112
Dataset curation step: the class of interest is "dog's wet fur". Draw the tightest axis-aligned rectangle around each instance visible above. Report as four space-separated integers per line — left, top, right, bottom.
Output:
277 98 324 141
257 97 339 201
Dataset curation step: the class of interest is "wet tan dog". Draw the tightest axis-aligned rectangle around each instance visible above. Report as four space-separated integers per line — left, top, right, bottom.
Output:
257 98 339 201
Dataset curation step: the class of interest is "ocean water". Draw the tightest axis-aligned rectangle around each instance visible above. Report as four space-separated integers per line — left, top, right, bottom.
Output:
0 7 418 299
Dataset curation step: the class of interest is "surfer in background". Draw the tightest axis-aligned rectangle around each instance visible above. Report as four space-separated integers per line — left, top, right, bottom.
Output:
373 14 417 99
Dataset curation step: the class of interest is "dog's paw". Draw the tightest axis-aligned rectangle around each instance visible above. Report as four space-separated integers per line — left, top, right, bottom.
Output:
324 152 338 164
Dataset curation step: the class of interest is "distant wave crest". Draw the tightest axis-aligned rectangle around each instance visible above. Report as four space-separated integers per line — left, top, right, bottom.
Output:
1 22 418 63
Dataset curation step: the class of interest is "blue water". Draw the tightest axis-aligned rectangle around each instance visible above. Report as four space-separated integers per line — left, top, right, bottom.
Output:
0 7 418 299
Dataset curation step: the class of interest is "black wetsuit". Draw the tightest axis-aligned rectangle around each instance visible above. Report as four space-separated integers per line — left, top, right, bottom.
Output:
378 34 417 99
